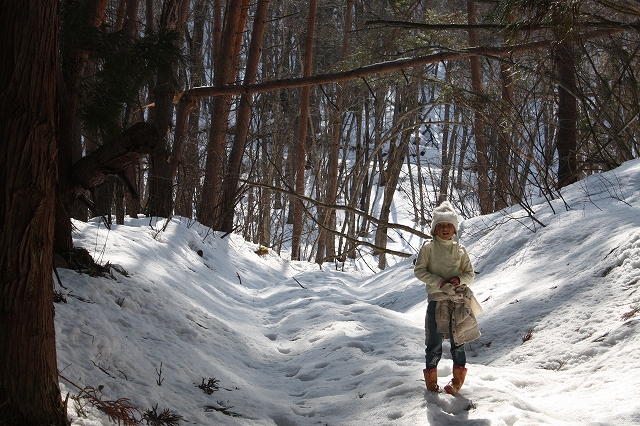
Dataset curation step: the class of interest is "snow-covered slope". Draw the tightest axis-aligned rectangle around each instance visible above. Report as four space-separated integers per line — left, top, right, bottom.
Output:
55 159 640 425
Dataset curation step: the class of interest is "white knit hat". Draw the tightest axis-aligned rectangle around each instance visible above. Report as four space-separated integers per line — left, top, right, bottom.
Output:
430 201 459 236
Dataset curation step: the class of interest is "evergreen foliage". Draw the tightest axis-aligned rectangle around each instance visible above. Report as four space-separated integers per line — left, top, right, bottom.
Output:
60 0 183 142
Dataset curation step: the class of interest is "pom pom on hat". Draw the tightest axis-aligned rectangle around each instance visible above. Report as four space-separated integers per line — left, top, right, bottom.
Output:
430 201 459 236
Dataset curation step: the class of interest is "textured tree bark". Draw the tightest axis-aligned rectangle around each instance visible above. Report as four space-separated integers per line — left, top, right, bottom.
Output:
0 0 69 424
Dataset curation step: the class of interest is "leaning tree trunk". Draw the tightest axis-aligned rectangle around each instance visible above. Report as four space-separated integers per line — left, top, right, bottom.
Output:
0 1 69 424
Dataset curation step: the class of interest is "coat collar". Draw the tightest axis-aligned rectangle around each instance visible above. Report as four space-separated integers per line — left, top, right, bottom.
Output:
434 235 455 245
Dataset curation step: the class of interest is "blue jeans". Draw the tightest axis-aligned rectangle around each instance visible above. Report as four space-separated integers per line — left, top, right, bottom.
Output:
425 301 466 368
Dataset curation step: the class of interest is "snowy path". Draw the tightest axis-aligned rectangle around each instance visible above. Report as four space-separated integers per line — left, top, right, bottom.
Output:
56 159 640 425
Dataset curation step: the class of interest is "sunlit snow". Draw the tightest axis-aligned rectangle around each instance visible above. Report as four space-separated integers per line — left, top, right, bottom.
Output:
55 159 640 425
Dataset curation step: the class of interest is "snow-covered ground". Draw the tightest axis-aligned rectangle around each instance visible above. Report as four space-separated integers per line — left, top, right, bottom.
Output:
55 159 640 425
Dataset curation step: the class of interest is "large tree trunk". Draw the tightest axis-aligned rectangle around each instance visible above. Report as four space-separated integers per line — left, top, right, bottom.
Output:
0 1 69 424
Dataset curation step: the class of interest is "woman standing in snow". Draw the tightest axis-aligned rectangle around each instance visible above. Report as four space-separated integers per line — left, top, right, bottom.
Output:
414 201 481 395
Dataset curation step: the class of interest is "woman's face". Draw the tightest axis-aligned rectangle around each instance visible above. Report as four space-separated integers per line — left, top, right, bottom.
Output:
435 222 455 240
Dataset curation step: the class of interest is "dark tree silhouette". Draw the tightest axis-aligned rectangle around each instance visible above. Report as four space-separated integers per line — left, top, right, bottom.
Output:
0 0 69 424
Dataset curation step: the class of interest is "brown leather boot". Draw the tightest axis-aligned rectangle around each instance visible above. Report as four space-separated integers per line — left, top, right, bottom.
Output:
444 364 467 395
423 367 439 392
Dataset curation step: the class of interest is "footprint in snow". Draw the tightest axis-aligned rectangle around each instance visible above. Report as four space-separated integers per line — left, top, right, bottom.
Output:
277 346 292 354
346 341 374 353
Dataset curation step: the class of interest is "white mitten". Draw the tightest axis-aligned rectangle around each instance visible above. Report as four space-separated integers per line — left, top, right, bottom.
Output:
440 283 456 296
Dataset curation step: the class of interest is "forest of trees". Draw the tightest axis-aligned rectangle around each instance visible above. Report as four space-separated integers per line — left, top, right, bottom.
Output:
2 0 640 424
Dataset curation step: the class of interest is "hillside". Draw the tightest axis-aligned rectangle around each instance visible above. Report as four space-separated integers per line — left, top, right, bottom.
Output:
55 159 640 425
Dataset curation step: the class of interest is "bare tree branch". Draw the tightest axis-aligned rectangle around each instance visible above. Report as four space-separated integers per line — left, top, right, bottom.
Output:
365 19 640 31
175 30 621 102
240 179 431 242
